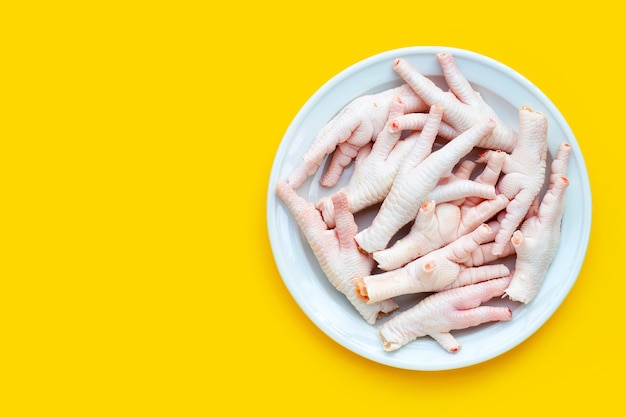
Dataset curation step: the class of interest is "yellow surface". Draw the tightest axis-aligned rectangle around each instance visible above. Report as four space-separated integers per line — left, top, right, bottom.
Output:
0 1 619 415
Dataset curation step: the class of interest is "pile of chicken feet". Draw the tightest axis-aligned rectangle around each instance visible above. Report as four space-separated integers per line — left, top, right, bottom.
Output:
276 52 571 354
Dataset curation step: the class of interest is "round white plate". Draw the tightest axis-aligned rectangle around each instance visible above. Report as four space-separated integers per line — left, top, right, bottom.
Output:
266 46 592 370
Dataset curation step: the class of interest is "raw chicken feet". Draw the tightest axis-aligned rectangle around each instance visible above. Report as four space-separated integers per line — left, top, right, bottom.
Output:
373 150 508 270
373 195 509 271
316 96 408 228
489 106 549 255
277 51 574 352
275 180 398 324
357 223 510 303
463 219 516 267
504 143 571 303
393 53 517 152
355 117 496 254
287 84 427 189
377 276 513 353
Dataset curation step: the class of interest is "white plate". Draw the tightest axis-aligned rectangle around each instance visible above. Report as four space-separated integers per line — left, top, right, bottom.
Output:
266 46 592 371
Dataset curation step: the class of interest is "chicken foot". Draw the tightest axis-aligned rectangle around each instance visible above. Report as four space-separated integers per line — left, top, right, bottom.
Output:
377 276 513 353
504 143 571 303
373 151 508 270
287 84 428 189
357 223 510 303
354 116 496 254
488 106 549 255
393 53 517 152
276 180 398 324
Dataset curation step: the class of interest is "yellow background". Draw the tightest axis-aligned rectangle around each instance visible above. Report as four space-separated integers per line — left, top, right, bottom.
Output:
0 1 620 415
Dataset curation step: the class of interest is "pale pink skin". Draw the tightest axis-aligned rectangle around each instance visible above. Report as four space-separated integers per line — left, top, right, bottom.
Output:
388 111 458 140
287 84 428 189
317 102 493 228
487 106 549 255
393 53 518 153
377 276 513 353
275 180 398 324
316 97 409 228
373 151 508 271
463 218 516 267
373 196 509 271
354 116 496 254
463 149 507 207
427 159 478 207
425 168 498 209
504 143 571 303
358 223 510 303
547 143 572 195
394 110 496 206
